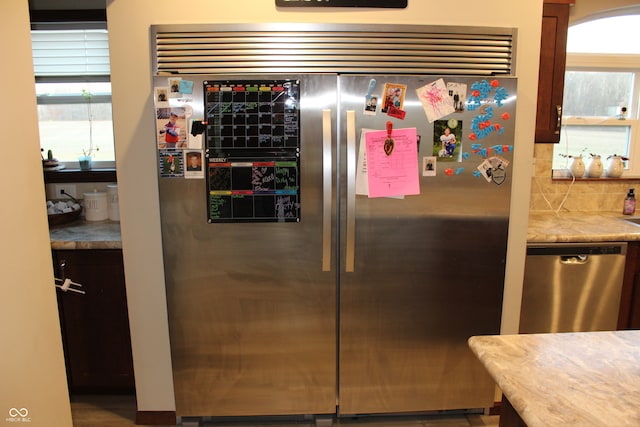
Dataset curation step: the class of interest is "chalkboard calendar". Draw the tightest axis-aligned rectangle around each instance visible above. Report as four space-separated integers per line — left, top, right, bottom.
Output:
204 80 301 222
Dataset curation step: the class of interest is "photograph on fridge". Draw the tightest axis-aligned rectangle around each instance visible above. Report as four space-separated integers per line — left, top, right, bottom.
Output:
381 83 407 113
154 87 169 106
159 150 184 177
432 119 462 162
156 107 187 149
169 77 182 96
446 81 467 112
423 156 436 177
184 149 204 179
363 95 379 116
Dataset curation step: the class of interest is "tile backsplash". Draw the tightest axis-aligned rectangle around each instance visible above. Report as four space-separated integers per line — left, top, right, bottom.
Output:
531 144 640 213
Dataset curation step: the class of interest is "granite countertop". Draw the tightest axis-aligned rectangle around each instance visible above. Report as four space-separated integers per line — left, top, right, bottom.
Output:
49 219 122 250
527 211 640 243
48 211 640 249
469 331 640 427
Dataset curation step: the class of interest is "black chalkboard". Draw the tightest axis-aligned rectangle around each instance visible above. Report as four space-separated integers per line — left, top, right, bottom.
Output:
204 79 301 223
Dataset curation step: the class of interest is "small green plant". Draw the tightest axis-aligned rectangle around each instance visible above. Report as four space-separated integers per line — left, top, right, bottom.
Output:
81 89 99 158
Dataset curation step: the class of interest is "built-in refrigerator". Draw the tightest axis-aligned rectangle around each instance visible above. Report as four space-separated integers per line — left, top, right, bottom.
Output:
153 71 516 419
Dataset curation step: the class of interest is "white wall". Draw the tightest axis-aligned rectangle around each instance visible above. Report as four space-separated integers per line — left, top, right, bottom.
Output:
1 1 73 426
106 0 544 411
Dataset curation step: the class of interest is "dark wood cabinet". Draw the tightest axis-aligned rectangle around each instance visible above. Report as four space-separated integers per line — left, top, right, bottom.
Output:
619 242 640 330
53 249 135 393
535 0 573 143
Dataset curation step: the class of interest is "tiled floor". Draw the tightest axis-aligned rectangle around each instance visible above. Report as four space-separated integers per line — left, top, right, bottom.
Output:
70 395 499 427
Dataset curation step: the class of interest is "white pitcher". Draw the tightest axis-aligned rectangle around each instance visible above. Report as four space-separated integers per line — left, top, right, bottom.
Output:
569 157 585 178
606 156 624 178
587 155 603 178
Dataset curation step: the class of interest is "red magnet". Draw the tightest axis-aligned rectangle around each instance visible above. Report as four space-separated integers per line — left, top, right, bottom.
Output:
384 121 395 156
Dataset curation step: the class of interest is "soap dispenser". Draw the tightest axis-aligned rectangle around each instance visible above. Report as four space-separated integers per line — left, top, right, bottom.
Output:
623 188 636 215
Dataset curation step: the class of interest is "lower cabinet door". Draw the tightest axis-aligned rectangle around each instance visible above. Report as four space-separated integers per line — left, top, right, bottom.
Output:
54 249 135 392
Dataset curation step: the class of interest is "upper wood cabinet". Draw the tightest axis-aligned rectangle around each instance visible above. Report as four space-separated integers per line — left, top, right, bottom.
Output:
535 0 573 143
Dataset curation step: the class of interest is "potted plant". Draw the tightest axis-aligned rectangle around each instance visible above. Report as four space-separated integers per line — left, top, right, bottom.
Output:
78 89 99 170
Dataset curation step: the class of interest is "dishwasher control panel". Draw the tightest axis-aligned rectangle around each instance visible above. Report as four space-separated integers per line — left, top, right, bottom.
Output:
527 244 625 256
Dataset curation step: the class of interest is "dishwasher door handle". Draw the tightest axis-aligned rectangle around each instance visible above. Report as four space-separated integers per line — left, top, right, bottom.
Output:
560 255 589 265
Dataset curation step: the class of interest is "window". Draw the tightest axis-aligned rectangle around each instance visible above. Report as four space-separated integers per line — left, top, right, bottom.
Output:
552 14 640 178
32 23 114 168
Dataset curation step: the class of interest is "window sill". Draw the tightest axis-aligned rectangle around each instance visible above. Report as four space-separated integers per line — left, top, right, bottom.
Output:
43 168 117 184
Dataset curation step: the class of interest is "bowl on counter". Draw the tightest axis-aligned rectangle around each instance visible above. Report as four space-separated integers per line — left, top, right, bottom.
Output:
48 207 82 226
47 199 82 226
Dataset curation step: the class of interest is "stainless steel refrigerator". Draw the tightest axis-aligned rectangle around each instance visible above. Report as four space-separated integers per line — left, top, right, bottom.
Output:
155 73 516 418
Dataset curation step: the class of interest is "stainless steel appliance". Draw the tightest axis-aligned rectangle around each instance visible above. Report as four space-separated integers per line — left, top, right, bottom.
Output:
520 243 627 334
151 24 518 420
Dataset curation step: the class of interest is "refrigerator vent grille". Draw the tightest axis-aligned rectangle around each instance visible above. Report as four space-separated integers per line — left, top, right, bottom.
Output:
151 23 516 76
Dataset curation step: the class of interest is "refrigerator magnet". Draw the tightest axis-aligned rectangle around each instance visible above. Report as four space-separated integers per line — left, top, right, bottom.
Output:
386 105 406 120
363 94 379 116
476 156 508 184
363 78 378 116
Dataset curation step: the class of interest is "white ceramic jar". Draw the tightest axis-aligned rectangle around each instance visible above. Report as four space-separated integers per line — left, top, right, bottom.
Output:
84 191 108 221
587 155 603 178
569 157 585 178
107 184 120 221
606 156 624 178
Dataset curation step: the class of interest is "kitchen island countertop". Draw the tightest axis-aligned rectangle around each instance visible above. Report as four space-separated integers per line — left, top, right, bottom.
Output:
49 219 121 250
469 331 640 427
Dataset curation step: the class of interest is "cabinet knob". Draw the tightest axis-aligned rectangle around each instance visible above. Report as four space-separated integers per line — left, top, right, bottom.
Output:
555 105 562 134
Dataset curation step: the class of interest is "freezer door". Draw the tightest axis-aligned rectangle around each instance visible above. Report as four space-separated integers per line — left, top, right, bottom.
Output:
337 75 516 414
158 74 338 417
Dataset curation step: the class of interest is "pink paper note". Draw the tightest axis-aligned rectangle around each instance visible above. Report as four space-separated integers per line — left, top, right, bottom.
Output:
365 128 420 198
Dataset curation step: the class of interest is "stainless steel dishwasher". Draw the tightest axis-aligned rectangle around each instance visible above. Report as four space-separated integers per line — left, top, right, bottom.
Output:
519 242 627 334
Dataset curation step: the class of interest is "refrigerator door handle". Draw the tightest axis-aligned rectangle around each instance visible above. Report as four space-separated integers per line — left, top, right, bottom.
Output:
345 110 356 273
322 109 332 272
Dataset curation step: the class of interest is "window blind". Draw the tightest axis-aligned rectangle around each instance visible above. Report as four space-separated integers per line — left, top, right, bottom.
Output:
31 29 110 78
